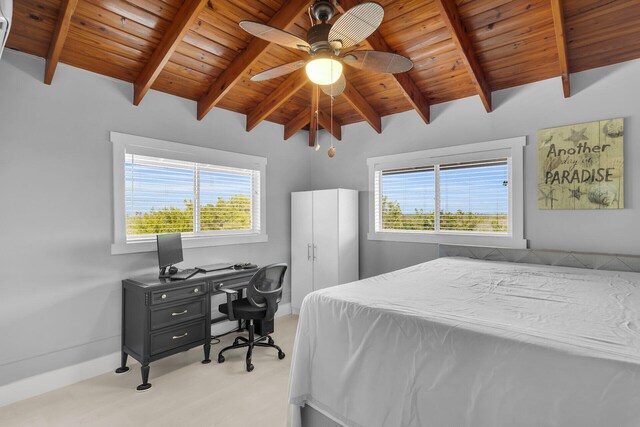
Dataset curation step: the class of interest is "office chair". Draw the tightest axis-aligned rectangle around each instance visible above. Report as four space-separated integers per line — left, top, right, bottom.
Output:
217 263 287 372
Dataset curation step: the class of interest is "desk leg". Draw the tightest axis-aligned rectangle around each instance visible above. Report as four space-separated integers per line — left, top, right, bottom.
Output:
115 351 130 373
202 343 211 364
137 364 151 391
116 287 131 374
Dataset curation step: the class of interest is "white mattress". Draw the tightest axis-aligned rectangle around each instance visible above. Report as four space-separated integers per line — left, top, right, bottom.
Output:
289 257 640 427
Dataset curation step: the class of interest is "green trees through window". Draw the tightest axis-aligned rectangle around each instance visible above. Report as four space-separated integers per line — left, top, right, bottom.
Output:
126 195 251 236
381 199 508 234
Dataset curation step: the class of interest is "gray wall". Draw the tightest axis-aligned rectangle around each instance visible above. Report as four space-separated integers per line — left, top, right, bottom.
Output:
0 50 311 386
2 48 640 387
308 59 640 279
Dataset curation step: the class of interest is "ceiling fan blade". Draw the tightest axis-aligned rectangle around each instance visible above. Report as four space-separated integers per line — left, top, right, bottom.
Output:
250 60 306 82
342 50 413 73
320 74 346 97
240 21 311 52
328 2 384 49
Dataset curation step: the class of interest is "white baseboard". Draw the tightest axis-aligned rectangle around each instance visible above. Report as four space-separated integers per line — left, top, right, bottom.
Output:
0 352 120 408
0 303 293 408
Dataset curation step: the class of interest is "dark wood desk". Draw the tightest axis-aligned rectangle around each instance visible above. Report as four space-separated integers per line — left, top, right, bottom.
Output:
116 267 258 390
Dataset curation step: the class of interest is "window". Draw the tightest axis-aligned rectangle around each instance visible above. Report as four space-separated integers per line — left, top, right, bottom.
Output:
379 167 436 231
369 137 526 248
112 132 267 254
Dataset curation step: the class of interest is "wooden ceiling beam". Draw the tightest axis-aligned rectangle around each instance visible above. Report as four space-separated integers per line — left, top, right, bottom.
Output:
197 0 311 121
285 107 311 140
433 0 492 112
284 105 342 141
335 0 430 125
309 85 319 146
133 0 209 106
317 109 342 141
246 70 308 132
342 77 382 134
44 0 79 85
550 0 570 98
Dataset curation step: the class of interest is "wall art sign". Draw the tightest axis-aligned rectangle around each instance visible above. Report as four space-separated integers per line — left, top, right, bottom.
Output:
538 118 624 209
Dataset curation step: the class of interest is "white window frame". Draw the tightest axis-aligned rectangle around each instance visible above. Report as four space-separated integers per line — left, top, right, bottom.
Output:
111 132 267 255
367 137 527 249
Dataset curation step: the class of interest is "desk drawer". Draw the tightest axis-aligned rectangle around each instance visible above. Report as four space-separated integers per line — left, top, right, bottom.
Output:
150 320 206 356
151 298 206 331
213 276 251 290
151 283 205 305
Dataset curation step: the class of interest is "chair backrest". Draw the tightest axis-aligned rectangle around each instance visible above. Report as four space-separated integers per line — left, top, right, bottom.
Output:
246 263 287 321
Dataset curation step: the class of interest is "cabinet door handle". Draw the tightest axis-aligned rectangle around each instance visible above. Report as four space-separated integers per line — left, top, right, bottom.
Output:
307 243 312 260
193 288 199 293
171 310 188 316
172 332 188 340
313 244 317 261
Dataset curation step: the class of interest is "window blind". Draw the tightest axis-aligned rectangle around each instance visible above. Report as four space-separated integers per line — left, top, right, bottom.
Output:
380 167 436 231
125 153 260 241
439 159 509 233
376 158 509 235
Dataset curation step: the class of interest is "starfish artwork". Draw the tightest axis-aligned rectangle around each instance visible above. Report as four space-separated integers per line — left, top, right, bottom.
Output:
538 118 624 209
564 127 589 144
538 188 558 208
569 187 584 200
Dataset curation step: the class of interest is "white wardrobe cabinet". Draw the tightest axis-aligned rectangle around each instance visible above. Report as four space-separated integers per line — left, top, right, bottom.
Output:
291 189 359 313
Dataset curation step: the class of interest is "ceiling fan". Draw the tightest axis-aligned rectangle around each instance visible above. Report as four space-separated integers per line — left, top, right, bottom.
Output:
239 1 414 97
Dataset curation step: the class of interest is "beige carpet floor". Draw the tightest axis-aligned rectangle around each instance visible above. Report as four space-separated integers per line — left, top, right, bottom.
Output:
0 315 299 427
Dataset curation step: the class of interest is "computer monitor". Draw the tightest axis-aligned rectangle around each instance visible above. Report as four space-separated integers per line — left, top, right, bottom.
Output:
157 233 183 276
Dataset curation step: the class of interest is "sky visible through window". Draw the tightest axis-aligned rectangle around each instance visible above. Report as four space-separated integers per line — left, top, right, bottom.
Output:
382 170 436 214
382 163 508 215
125 162 252 216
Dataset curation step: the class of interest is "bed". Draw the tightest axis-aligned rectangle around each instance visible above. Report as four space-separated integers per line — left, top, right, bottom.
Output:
288 254 640 427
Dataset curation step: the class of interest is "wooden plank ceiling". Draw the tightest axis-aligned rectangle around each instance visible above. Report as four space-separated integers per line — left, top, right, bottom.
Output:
7 0 640 141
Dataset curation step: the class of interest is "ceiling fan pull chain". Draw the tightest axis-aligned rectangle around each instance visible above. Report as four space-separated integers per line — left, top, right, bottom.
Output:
330 66 333 148
315 84 320 151
328 88 337 158
331 94 334 147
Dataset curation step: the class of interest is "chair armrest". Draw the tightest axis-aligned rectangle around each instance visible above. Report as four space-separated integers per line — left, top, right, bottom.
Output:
220 288 237 321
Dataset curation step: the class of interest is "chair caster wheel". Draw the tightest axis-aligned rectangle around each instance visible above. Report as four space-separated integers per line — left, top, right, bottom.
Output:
278 351 286 360
246 363 254 372
218 355 225 363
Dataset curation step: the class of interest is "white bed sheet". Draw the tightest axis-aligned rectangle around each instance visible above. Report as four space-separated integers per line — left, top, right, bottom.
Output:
289 257 640 427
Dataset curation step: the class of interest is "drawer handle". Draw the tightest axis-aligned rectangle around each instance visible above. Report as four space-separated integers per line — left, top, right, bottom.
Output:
171 310 188 316
172 332 188 340
161 294 167 299
193 288 199 293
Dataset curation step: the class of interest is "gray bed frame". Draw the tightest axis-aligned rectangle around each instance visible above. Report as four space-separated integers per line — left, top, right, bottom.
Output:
298 245 640 426
437 244 640 272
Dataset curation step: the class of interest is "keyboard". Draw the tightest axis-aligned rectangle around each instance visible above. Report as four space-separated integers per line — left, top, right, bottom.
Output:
170 268 200 280
195 263 233 272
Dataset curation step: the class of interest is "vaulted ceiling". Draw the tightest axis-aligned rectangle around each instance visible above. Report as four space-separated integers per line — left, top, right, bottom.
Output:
7 0 640 143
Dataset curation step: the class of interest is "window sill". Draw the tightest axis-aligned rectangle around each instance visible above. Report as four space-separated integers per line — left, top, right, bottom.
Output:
368 231 527 249
111 233 268 255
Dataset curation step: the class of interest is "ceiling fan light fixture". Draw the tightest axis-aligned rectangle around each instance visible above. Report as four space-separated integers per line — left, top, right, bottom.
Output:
306 57 343 85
